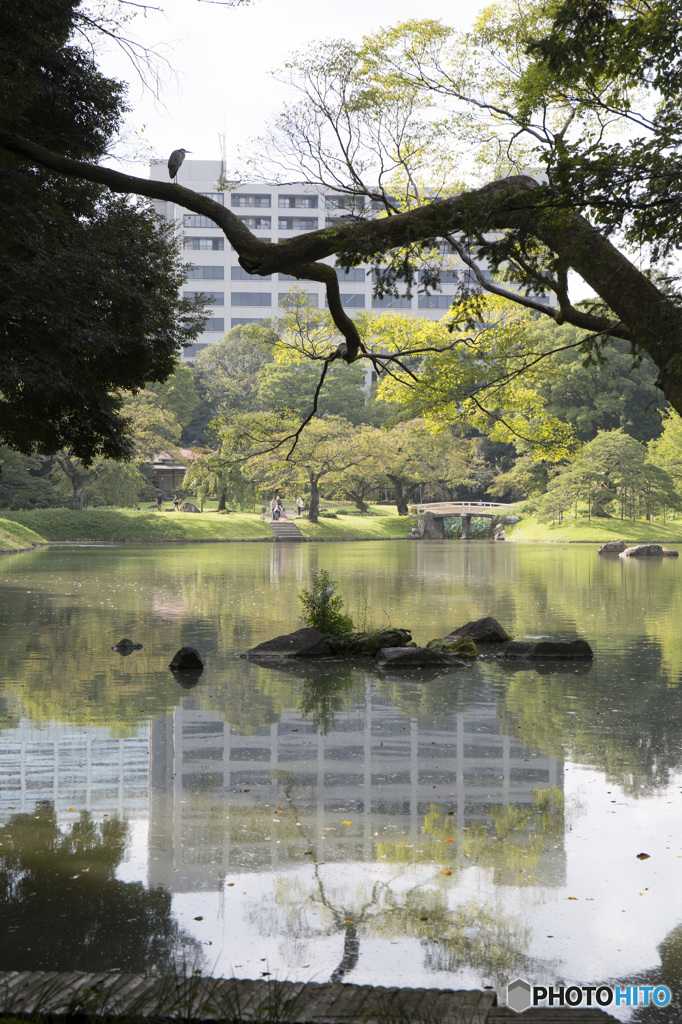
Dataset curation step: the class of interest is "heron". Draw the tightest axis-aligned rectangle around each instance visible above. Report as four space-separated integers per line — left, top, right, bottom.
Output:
168 148 191 181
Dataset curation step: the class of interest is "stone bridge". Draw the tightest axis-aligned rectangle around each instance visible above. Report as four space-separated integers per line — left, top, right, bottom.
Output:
408 501 517 540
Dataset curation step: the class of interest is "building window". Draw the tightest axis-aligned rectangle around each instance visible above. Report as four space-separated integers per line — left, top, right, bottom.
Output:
325 293 365 308
183 342 210 359
279 292 318 307
278 217 319 231
232 293 272 306
335 267 365 282
185 266 224 280
199 192 225 204
372 295 412 308
278 195 318 209
231 194 271 208
203 318 225 331
183 215 221 229
184 237 224 250
418 268 459 284
326 195 365 211
231 317 266 326
183 291 224 305
231 266 271 280
418 294 453 308
278 273 314 282
237 215 271 229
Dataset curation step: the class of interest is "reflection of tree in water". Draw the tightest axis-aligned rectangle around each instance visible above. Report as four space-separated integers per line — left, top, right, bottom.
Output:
255 862 530 986
298 668 356 735
495 643 682 796
248 785 533 987
621 922 682 1023
0 800 202 973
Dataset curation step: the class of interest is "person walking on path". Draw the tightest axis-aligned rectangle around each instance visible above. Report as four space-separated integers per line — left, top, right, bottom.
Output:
296 495 305 517
173 494 180 511
156 492 164 511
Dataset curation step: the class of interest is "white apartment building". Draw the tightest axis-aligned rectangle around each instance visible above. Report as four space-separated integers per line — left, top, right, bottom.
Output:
150 159 478 361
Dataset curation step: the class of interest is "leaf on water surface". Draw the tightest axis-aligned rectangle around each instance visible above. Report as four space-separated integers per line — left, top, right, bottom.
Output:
567 896 578 900
636 852 651 859
443 870 452 876
194 916 204 920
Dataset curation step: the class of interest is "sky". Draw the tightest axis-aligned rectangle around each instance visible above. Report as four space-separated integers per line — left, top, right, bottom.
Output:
98 0 488 176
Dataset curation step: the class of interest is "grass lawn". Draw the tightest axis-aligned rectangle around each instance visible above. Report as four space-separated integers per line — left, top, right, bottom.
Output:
0 516 46 551
0 508 273 542
507 515 682 543
0 505 413 543
296 505 414 540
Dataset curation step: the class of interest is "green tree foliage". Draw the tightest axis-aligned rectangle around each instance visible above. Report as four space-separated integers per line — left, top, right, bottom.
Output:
0 449 55 509
0 0 205 462
520 0 682 259
258 360 368 424
50 396 183 508
214 413 370 522
374 419 474 514
536 431 681 522
370 301 578 460
299 570 354 638
192 325 274 415
0 801 201 972
648 411 682 488
530 322 667 443
146 362 200 429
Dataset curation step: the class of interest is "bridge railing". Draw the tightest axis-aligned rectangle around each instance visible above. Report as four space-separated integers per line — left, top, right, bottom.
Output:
408 501 516 516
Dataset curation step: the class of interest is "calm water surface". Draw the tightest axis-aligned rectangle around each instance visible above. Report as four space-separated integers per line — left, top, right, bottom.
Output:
1 540 681 1017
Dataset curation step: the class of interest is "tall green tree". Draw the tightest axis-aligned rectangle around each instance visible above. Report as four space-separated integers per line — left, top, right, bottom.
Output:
531 322 667 443
536 431 681 521
0 0 205 462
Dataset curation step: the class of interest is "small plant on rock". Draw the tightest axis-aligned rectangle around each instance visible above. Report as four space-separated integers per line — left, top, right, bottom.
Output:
299 570 354 638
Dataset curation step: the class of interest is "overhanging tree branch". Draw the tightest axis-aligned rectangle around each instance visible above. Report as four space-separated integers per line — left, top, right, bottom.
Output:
4 127 682 414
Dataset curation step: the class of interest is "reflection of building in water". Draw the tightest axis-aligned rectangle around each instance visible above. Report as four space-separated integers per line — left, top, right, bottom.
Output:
0 723 149 820
149 685 565 892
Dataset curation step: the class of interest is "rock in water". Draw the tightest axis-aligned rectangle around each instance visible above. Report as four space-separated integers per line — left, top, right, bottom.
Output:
169 646 204 669
376 646 457 668
496 639 593 660
111 638 144 655
620 544 679 557
597 541 628 554
242 628 333 659
445 616 512 643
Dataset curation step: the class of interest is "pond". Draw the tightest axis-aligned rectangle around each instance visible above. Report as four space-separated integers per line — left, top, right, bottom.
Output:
0 539 681 1017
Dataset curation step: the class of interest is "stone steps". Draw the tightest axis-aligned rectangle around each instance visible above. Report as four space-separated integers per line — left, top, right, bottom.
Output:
269 519 307 542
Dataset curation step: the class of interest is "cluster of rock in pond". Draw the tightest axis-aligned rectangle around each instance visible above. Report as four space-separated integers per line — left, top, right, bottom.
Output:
597 541 679 557
242 616 594 672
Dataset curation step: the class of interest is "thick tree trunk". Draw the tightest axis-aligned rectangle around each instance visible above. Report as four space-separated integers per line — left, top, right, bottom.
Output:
346 489 369 513
388 475 409 515
217 486 227 511
330 922 360 983
71 483 85 510
307 474 321 523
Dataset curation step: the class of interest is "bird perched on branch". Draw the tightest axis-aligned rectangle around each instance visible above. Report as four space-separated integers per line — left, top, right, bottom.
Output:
168 148 191 181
